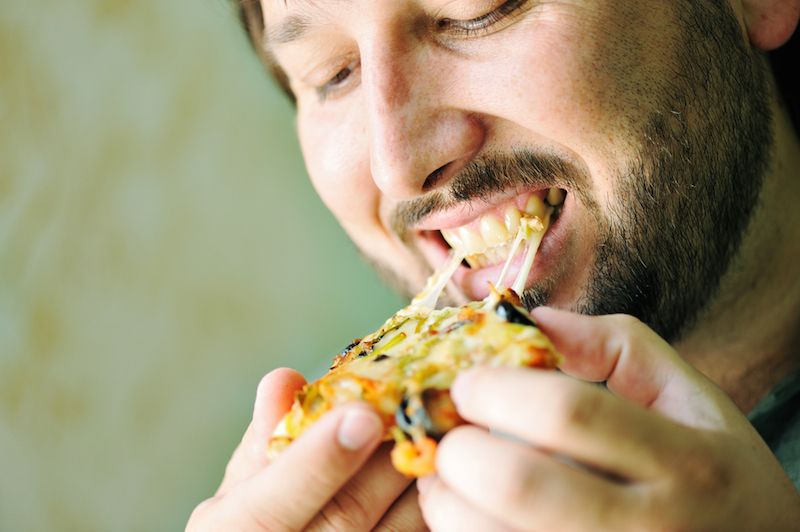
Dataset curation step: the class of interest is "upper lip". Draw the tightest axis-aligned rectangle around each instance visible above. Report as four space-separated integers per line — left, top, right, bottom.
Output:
410 186 554 233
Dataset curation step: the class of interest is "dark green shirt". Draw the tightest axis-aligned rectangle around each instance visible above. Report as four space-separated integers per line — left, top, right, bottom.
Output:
748 368 800 489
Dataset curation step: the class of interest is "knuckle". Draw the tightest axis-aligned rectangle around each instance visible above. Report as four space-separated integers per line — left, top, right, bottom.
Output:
494 459 537 509
611 314 653 343
555 387 601 437
238 494 287 531
680 446 733 492
185 497 221 532
222 449 243 481
611 313 644 331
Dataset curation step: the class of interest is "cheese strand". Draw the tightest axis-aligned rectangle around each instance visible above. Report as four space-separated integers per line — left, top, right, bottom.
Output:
495 221 528 289
511 211 550 295
410 250 465 310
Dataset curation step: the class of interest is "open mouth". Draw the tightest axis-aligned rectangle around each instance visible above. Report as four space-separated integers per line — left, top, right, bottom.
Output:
427 187 567 270
411 187 569 303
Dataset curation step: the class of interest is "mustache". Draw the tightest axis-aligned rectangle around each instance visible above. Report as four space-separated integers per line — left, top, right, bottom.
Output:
390 149 582 239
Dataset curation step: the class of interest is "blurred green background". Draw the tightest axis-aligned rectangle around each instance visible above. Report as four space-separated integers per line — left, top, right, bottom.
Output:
0 1 404 530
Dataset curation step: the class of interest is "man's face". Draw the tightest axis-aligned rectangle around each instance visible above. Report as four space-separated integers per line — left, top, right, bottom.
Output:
265 0 771 342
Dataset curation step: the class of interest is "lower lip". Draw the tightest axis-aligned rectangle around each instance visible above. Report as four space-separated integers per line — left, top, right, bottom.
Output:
418 198 570 301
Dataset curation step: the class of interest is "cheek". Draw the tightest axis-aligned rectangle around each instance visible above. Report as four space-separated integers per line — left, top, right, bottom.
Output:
298 105 379 228
486 4 678 200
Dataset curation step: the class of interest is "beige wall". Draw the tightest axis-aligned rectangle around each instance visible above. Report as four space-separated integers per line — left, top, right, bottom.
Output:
0 2 404 530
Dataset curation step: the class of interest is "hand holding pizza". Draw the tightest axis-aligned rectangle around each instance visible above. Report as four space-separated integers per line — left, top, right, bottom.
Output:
186 368 425 531
418 308 800 531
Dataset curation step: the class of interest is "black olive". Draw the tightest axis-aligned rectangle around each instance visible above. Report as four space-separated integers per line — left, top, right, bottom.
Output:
394 396 414 436
494 300 536 327
395 395 435 436
340 339 360 356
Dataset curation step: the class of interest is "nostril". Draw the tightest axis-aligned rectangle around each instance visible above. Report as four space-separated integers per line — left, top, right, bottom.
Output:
422 165 448 192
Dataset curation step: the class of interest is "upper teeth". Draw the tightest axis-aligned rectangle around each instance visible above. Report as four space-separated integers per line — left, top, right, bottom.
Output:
440 188 564 267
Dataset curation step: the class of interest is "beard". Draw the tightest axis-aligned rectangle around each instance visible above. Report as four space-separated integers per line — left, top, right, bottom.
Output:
547 0 772 342
371 0 773 343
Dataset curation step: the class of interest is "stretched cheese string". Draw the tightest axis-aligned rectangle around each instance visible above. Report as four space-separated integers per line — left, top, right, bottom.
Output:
409 250 466 310
408 209 551 311
495 211 550 291
495 221 529 288
511 210 550 295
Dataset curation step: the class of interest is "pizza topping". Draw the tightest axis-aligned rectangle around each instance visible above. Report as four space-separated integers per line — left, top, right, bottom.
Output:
421 388 463 436
395 394 431 437
340 339 360 355
267 195 563 476
390 437 438 478
495 300 536 327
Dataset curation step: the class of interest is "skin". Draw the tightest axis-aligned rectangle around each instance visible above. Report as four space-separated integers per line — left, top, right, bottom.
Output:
188 0 800 530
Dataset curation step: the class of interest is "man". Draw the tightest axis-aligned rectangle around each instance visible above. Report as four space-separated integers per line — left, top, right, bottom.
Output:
188 0 800 529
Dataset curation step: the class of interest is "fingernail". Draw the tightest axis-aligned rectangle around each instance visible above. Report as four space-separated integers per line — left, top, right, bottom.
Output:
337 409 382 451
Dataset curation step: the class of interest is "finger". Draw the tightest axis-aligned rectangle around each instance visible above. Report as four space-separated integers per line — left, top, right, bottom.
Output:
217 368 306 495
532 308 686 402
233 403 384 530
530 308 738 428
436 426 634 532
451 366 680 478
417 474 517 532
251 368 308 451
374 484 427 531
306 443 412 531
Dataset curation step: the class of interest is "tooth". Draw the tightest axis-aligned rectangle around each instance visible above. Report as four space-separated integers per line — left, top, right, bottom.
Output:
504 206 521 235
441 229 463 250
458 226 486 254
498 241 510 258
479 215 509 247
525 195 546 218
547 188 566 206
465 255 484 268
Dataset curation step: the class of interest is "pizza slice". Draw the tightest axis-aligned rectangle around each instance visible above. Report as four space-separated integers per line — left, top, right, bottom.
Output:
268 208 561 477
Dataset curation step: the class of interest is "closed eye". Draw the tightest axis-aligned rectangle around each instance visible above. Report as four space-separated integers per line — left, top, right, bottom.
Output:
437 0 531 38
316 59 360 102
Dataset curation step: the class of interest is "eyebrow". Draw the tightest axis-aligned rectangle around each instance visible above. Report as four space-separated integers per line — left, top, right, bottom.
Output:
266 13 313 45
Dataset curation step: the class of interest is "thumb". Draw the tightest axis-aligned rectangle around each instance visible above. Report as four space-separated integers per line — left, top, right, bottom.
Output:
251 367 307 455
217 367 306 495
531 307 742 431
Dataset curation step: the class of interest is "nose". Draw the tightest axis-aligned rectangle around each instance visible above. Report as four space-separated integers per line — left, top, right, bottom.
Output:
361 39 484 200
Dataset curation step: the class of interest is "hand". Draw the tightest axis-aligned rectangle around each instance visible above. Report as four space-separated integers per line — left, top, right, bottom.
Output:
418 308 800 531
187 368 426 531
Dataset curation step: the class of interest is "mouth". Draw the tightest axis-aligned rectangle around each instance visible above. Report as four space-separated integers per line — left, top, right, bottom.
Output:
415 187 568 300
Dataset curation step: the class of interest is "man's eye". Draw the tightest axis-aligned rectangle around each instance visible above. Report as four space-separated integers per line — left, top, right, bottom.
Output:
437 0 530 37
316 60 360 102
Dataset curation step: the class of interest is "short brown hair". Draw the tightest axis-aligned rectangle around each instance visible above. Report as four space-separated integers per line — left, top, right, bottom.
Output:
236 0 295 104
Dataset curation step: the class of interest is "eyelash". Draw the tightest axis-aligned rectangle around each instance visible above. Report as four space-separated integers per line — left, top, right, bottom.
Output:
437 0 529 37
315 0 529 102
316 59 360 102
